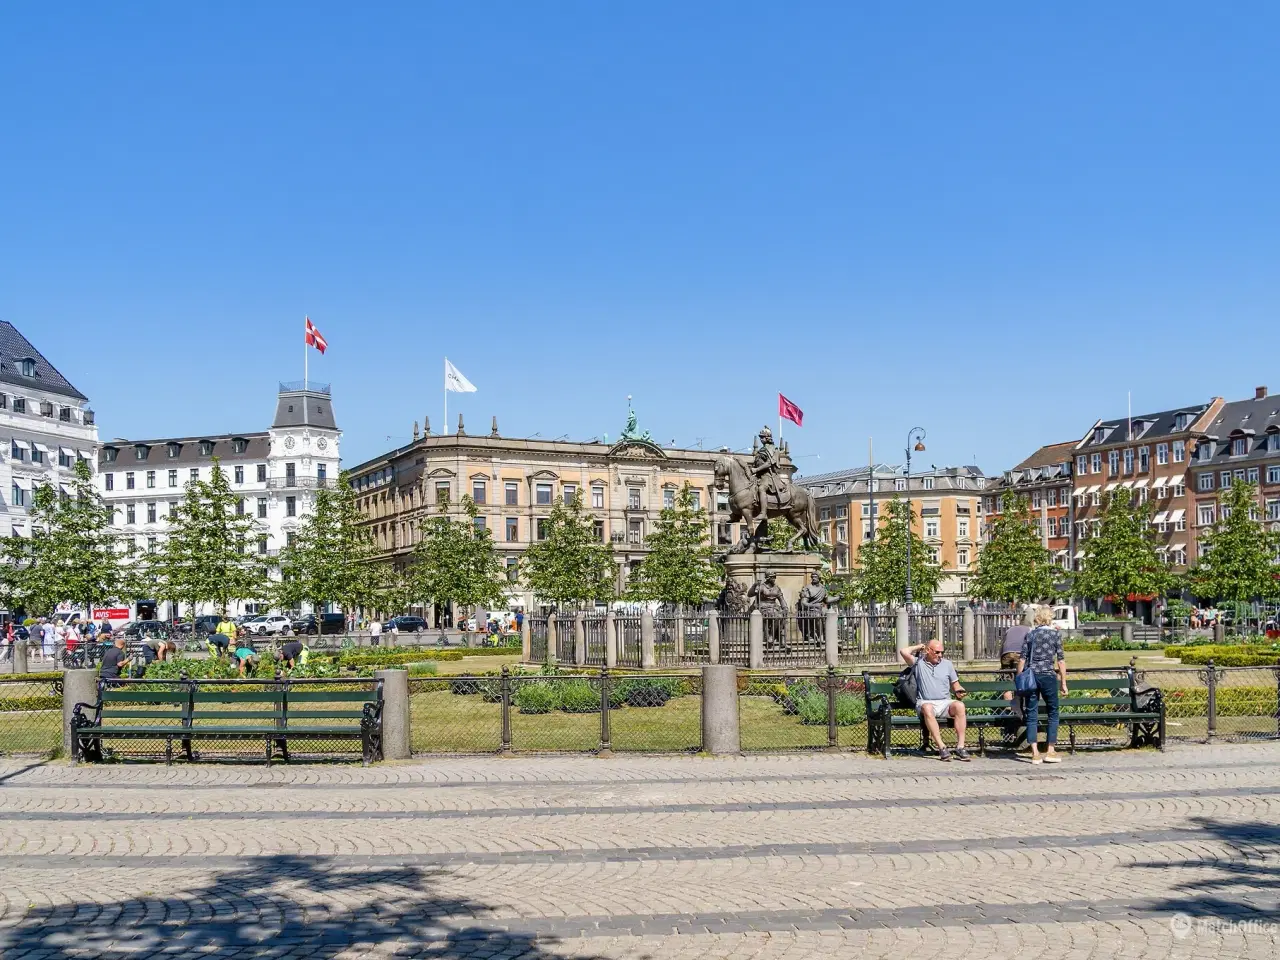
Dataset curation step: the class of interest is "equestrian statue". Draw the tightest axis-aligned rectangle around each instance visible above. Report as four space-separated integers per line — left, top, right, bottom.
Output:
714 426 822 553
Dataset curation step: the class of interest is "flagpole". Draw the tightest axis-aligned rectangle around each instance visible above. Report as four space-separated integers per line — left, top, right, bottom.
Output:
304 317 308 391
444 359 448 436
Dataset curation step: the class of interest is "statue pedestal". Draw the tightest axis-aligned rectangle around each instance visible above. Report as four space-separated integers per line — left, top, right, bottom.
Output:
723 552 824 614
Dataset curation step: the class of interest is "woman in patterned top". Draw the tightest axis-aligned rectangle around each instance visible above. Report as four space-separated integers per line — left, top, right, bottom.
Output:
1017 606 1068 764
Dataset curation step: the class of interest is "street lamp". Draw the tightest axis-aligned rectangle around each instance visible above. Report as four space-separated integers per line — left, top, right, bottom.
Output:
903 427 926 606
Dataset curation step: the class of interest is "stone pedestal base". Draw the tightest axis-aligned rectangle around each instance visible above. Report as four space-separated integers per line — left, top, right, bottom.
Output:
723 552 825 614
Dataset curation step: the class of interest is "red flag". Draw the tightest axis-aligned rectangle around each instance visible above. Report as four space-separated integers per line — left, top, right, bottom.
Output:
305 317 328 354
779 393 803 427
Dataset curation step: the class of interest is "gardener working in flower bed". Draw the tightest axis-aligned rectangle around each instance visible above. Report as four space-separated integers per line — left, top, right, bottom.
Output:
280 637 308 670
231 645 260 677
900 639 971 761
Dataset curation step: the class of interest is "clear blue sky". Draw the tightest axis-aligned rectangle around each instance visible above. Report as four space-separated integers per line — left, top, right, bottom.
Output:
3 4 1278 474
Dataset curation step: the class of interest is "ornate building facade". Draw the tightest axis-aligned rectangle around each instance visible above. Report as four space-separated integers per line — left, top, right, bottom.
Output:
346 410 762 615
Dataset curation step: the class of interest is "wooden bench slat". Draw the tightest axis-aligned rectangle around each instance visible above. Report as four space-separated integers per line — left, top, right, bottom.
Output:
192 691 285 703
102 691 189 703
286 690 378 702
288 710 366 719
101 710 186 719
190 710 285 720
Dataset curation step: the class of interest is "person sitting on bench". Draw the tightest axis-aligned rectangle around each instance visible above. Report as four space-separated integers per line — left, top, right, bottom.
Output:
900 639 971 762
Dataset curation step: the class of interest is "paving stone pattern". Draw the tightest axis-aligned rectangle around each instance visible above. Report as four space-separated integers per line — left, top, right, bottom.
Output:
0 746 1277 958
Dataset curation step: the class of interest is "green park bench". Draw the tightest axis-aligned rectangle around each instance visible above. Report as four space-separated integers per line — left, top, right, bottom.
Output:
70 677 384 766
862 669 1165 757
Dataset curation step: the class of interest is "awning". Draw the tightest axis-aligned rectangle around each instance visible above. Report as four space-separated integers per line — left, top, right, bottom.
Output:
1169 508 1185 523
32 442 49 453
10 439 29 450
1152 512 1169 524
78 449 92 460
11 477 31 490
59 446 74 458
1104 482 1118 492
1132 478 1149 488
1085 485 1101 495
1074 550 1085 559
59 484 74 497
1168 541 1185 552
1153 477 1168 489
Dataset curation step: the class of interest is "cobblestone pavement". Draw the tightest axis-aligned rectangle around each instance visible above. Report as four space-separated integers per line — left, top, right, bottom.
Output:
0 745 1277 958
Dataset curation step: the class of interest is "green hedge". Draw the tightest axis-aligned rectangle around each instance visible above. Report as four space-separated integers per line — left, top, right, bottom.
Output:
1161 685 1278 717
328 647 518 667
1165 644 1280 666
0 694 60 713
0 672 64 684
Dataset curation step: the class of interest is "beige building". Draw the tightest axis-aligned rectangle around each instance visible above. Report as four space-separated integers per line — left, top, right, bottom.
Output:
346 413 762 615
798 464 988 603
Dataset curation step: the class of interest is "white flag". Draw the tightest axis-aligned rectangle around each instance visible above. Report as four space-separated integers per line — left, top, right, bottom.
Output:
444 358 477 393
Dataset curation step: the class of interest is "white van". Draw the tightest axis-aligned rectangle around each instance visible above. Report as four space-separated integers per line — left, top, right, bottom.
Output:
1051 605 1078 631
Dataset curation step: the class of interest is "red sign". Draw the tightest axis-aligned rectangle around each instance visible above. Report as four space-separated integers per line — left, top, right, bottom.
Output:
92 608 130 620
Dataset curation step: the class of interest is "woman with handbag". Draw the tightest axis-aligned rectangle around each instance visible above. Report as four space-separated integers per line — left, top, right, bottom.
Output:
1017 606 1067 764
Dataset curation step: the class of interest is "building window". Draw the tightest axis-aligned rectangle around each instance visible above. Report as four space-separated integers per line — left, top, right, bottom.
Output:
258 536 269 555
235 498 244 516
257 498 268 519
594 519 606 542
126 503 136 524
30 445 44 464
1138 447 1149 472
1198 473 1214 492
286 532 296 548
628 519 643 544
11 397 25 414
146 502 156 523
231 465 242 484
957 519 969 538
957 549 969 567
591 485 604 509
1247 467 1259 484
1267 499 1280 521
317 463 327 482
1231 437 1248 456
505 481 519 506
145 470 155 489
472 480 486 504
1172 482 1185 498
922 477 934 490
1172 441 1186 463
535 483 552 506
563 483 577 505
1269 466 1280 485
286 496 296 517
435 481 450 504
894 478 907 491
505 517 519 542
1220 470 1232 488
11 484 24 507
506 557 520 582
473 516 486 533
663 488 675 509
1046 489 1056 507
9 440 24 461
126 472 135 490
1156 443 1168 465
18 358 36 377
1031 490 1042 508
1107 450 1119 475
925 519 939 538
536 518 548 541
820 507 830 522
1091 491 1101 506
163 469 175 488
861 520 872 541
928 547 941 564
628 487 641 510
1198 504 1216 526
257 464 267 483
1076 455 1088 475
1087 453 1099 473
190 468 199 482
170 501 179 519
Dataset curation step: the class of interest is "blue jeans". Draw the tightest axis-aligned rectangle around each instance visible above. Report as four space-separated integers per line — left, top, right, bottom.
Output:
1023 672 1060 746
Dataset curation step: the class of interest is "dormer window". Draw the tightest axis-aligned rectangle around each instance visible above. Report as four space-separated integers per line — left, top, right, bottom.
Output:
232 438 247 454
199 440 214 456
103 447 118 464
167 443 181 458
18 358 36 378
134 445 149 461
1094 426 1106 444
1175 413 1191 431
1231 437 1249 456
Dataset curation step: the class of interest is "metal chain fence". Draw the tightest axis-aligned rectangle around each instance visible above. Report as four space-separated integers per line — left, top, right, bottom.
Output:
0 676 63 755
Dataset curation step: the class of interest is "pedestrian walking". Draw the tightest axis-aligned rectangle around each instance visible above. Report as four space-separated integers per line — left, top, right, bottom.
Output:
1017 606 1068 764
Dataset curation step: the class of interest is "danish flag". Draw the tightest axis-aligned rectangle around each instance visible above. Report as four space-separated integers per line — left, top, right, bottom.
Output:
305 317 328 354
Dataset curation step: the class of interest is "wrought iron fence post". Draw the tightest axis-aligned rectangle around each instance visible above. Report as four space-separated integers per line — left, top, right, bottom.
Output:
1202 658 1218 741
825 666 839 751
499 666 513 757
598 667 613 757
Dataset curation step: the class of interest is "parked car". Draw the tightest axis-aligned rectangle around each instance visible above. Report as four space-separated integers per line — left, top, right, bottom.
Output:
191 615 224 635
1051 605 1078 631
386 616 427 634
290 613 347 635
249 615 293 636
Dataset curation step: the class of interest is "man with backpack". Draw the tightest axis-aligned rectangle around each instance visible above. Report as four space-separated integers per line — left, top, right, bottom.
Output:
900 639 971 761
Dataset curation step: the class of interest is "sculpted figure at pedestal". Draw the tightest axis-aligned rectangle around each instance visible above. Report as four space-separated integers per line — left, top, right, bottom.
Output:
714 428 822 554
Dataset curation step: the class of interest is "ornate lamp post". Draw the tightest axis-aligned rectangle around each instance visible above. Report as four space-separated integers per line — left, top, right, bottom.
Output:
903 427 927 606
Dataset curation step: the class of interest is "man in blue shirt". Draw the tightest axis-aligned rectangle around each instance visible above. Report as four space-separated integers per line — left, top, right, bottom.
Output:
901 639 971 761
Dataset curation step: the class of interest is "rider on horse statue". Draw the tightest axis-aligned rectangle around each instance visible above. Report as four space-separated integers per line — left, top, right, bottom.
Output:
750 426 789 528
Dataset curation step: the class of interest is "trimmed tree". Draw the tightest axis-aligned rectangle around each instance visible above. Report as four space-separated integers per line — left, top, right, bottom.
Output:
968 493 1056 604
0 459 130 617
405 495 511 619
625 483 722 609
1190 480 1280 602
149 459 270 616
1073 487 1171 607
521 494 616 609
852 497 943 605
276 473 381 616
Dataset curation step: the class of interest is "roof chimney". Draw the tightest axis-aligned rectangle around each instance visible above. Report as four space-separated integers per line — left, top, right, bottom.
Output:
1256 386 1268 400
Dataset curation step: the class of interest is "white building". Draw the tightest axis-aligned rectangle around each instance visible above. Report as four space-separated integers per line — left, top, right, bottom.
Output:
0 321 99 540
97 381 341 617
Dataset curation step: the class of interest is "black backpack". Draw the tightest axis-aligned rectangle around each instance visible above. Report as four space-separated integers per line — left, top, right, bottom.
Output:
893 665 918 708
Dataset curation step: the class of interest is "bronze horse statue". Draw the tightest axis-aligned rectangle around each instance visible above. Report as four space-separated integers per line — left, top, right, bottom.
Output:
713 456 823 553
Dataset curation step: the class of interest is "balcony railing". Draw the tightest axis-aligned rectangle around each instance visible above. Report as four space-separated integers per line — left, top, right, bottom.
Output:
266 477 336 489
278 381 331 395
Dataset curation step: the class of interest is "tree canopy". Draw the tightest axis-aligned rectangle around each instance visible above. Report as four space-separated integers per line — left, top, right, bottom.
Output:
852 497 943 605
968 492 1057 604
625 483 722 608
1073 488 1171 604
276 475 381 614
521 495 616 608
406 495 511 616
1190 480 1280 602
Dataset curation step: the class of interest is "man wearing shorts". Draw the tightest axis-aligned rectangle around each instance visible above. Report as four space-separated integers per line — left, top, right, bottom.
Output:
900 639 971 761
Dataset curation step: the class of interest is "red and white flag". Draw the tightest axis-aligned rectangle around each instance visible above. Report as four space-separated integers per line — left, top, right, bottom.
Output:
778 393 803 427
305 317 328 354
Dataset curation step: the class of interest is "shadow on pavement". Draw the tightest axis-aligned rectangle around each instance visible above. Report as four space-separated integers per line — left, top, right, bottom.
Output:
0 852 601 959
